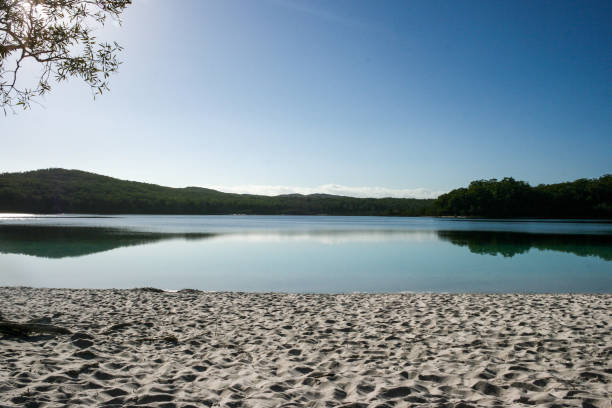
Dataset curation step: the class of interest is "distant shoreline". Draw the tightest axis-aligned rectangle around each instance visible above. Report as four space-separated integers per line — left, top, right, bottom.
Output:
2 213 612 222
1 169 610 218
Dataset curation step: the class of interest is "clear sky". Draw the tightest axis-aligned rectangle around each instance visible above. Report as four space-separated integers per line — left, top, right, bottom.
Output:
1 0 610 198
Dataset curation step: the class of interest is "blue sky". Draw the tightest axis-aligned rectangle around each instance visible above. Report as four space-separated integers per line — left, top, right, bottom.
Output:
1 0 610 197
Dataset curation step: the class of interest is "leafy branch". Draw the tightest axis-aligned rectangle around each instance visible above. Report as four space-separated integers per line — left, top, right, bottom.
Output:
0 0 130 113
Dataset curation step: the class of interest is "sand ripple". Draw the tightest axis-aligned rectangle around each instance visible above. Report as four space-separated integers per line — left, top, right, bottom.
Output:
0 288 610 407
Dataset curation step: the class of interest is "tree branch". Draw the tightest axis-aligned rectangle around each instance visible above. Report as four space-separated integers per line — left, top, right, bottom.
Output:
0 0 131 112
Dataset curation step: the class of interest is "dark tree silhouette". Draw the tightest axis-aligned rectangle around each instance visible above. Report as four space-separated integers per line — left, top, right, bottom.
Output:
435 175 612 218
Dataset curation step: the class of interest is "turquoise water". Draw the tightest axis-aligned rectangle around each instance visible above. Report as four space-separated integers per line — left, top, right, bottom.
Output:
0 215 610 293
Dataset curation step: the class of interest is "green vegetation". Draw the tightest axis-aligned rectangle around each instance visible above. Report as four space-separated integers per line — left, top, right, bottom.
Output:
0 169 610 218
435 176 612 218
0 169 432 216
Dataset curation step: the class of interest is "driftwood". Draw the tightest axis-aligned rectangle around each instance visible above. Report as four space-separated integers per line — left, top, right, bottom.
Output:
0 320 72 337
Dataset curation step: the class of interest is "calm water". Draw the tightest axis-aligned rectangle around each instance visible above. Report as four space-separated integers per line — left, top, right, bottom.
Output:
1 215 611 293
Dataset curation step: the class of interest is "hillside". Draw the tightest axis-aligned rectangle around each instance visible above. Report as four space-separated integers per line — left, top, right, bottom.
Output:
1 169 610 218
0 169 433 216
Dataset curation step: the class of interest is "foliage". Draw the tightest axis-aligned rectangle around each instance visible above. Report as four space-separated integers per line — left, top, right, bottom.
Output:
435 175 612 218
1 169 610 218
0 169 434 216
0 0 130 112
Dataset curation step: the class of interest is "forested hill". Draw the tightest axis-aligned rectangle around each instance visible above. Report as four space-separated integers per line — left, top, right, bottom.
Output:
0 169 433 216
1 169 610 218
434 175 612 218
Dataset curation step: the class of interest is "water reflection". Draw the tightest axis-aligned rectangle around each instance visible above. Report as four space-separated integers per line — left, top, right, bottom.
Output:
0 225 214 258
0 226 437 258
0 225 610 261
437 230 612 261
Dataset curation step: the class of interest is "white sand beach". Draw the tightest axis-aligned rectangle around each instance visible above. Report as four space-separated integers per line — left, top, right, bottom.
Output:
0 288 610 407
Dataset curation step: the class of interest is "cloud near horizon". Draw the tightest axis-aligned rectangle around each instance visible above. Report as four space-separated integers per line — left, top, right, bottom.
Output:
208 184 445 199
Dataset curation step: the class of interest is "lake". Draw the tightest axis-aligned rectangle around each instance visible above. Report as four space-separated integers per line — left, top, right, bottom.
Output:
0 214 610 293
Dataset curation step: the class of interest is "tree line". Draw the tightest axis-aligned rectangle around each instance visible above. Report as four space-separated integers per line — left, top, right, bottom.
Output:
0 169 610 218
0 169 432 216
434 175 612 218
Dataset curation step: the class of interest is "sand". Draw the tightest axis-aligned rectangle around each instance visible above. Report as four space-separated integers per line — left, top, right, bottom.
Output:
0 288 610 408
